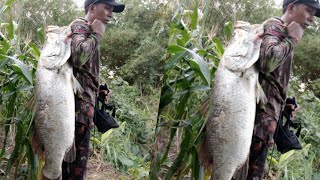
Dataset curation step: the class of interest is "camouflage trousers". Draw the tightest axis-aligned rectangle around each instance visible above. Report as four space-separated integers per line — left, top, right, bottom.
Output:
247 110 277 180
62 100 94 180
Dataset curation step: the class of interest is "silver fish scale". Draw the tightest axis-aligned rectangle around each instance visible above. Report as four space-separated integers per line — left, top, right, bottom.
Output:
205 22 265 180
34 26 76 180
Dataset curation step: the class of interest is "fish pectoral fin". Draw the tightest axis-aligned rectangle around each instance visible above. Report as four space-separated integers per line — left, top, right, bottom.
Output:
64 140 76 163
71 75 83 95
255 80 267 104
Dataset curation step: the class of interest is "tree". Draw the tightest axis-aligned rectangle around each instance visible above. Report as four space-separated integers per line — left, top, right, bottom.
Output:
100 0 171 93
19 0 81 44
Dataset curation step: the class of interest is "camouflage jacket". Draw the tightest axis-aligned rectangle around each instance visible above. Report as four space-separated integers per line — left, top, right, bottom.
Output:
256 17 295 120
68 18 102 107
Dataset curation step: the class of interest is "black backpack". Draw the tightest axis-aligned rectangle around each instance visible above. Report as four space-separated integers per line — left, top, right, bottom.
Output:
93 96 119 133
275 98 302 154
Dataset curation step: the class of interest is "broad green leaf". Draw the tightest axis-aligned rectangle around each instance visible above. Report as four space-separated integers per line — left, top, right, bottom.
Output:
37 27 45 44
279 150 295 165
101 129 113 144
190 2 198 30
188 58 210 86
176 153 192 179
206 53 218 62
0 36 10 53
174 21 186 31
30 43 41 59
0 93 17 158
0 55 33 85
191 147 200 180
179 29 190 44
159 85 174 111
5 0 15 6
161 92 190 164
223 21 233 41
25 135 40 180
197 49 207 56
118 156 134 166
165 128 193 180
213 37 224 59
7 18 14 40
0 58 10 70
176 38 185 47
167 44 185 54
16 85 33 91
190 85 211 92
164 51 188 70
173 45 210 86
210 66 217 83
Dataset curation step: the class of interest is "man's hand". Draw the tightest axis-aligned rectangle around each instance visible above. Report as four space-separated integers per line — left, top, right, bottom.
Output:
285 21 304 44
99 89 112 103
90 19 105 36
104 89 112 103
284 103 299 119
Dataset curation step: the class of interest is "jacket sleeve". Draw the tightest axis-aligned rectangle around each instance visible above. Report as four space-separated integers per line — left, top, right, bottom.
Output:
256 21 295 74
69 22 102 68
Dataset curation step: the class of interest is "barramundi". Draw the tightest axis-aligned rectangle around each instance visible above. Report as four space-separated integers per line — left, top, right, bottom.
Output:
33 26 82 180
200 21 266 180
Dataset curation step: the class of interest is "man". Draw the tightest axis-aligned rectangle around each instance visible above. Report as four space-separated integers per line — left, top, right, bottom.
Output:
62 0 124 179
247 0 320 179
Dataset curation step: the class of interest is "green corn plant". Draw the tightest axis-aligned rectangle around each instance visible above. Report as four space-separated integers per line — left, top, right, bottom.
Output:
0 0 42 179
149 0 233 179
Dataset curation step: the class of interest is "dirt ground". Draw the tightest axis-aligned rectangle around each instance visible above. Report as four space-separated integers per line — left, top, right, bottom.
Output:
0 125 129 180
86 156 130 180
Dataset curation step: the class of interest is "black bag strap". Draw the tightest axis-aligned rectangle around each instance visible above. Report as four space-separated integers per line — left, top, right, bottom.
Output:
96 95 116 117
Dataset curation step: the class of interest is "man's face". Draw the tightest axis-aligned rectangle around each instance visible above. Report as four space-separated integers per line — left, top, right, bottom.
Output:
91 3 114 24
290 3 316 29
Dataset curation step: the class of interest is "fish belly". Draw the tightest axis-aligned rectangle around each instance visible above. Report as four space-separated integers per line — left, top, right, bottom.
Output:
35 64 75 179
206 66 258 180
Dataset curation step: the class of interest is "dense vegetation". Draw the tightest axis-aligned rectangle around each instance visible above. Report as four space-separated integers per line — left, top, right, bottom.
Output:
0 0 319 179
151 0 320 179
0 0 165 179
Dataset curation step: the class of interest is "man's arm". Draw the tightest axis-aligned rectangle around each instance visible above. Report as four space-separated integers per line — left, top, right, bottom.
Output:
256 22 295 74
69 22 102 68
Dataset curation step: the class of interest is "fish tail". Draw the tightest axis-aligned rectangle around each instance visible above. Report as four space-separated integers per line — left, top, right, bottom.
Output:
199 132 213 173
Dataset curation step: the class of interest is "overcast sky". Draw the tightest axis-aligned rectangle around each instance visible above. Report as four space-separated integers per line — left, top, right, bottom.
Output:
74 0 84 8
74 0 283 8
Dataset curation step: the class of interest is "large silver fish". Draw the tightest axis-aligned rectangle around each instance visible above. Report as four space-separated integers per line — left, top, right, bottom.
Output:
200 21 266 180
33 26 81 179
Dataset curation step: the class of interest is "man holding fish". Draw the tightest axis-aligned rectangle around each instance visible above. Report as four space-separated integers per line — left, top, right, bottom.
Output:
62 0 125 179
247 0 320 179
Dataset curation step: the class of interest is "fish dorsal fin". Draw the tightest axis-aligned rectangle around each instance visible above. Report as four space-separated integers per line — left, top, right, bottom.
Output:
221 21 263 73
39 26 72 70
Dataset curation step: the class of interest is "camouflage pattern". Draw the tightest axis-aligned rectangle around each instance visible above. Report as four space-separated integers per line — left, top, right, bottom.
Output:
248 17 295 179
68 18 101 109
62 18 101 179
247 111 277 179
256 17 294 121
62 100 93 179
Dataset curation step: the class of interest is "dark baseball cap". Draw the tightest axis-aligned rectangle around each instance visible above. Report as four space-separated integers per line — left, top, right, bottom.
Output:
283 0 320 17
85 0 125 13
